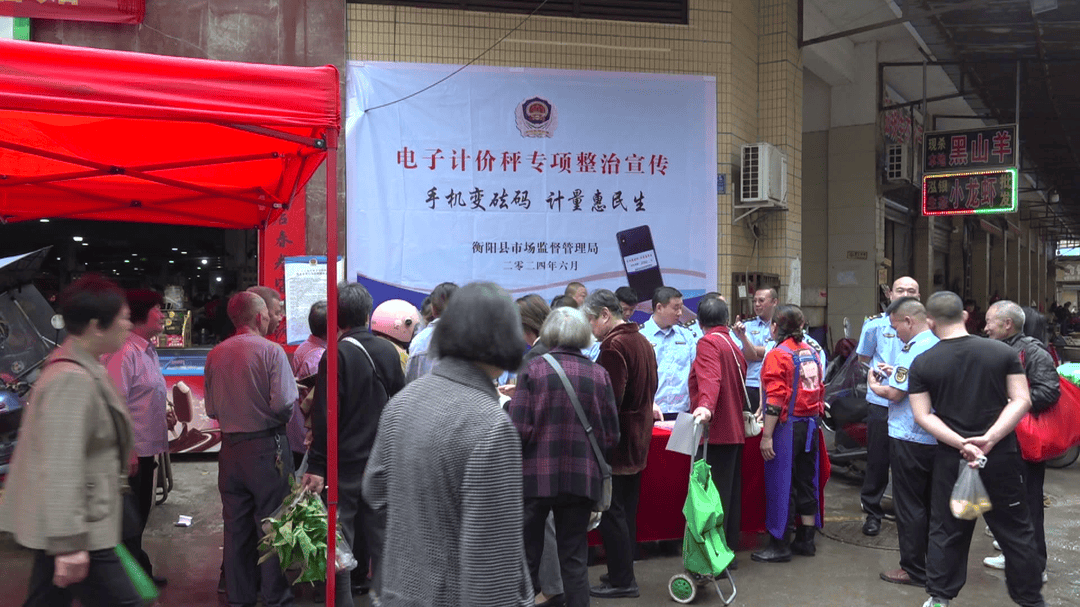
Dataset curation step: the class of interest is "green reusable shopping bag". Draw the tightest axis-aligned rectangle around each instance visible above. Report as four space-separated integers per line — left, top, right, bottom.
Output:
115 543 159 602
681 457 735 576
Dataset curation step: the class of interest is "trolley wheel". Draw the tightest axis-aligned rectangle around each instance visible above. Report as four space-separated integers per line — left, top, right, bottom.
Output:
668 573 697 604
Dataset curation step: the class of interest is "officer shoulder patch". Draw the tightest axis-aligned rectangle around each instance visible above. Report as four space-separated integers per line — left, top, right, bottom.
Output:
865 313 884 321
894 367 908 383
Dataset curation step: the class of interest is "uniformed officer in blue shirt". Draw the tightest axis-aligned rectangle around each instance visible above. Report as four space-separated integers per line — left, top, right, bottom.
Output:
855 276 920 537
642 286 699 420
866 296 937 587
732 287 779 412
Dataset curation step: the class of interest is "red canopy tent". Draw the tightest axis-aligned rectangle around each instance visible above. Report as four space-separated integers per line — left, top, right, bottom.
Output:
0 38 347 604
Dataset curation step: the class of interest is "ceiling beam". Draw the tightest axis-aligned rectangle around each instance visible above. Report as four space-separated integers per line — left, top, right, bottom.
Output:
800 0 985 48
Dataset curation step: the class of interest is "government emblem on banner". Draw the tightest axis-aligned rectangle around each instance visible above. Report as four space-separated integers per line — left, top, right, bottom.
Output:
516 96 558 138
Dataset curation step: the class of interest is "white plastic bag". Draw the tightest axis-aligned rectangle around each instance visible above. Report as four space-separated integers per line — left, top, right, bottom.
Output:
950 457 992 520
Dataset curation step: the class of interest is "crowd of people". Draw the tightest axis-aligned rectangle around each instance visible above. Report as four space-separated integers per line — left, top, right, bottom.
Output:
0 272 1054 607
860 277 1051 607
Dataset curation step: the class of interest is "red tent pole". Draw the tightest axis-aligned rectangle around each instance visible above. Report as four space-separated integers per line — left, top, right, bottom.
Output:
324 129 339 607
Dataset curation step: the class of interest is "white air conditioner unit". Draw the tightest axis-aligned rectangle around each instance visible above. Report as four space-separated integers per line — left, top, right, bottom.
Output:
885 143 914 183
739 143 787 205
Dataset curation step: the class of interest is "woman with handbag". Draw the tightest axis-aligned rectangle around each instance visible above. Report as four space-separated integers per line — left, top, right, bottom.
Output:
508 307 620 607
688 297 750 558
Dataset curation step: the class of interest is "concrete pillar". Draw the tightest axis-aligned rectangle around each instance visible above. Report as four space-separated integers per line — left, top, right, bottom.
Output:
997 231 1006 300
972 231 991 307
1007 232 1021 303
826 41 879 338
948 217 966 297
913 216 934 299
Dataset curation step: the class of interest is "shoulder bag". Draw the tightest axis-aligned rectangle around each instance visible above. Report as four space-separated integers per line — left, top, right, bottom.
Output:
541 353 612 513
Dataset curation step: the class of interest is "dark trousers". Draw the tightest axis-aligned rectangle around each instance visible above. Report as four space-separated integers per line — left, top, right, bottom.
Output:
219 433 295 607
524 495 592 607
24 548 142 607
334 464 384 606
703 443 743 550
860 404 890 520
598 472 642 588
746 387 761 414
791 420 820 518
1024 460 1047 564
926 446 1044 606
122 455 157 578
890 438 936 583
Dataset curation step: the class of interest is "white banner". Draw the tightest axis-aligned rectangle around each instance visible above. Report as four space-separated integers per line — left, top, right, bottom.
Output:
346 62 717 305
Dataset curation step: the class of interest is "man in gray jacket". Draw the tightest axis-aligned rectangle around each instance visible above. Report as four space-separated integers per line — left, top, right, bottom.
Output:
982 300 1058 581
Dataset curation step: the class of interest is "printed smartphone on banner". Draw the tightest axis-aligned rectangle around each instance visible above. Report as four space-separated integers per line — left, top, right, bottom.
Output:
617 226 663 304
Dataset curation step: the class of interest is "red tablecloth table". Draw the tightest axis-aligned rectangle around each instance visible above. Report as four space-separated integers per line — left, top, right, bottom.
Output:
588 426 767 549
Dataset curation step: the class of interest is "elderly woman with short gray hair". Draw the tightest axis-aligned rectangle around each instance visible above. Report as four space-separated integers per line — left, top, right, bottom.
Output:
363 282 533 607
508 307 620 607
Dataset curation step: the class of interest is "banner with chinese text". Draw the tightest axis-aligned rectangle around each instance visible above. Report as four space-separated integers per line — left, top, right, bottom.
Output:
346 62 718 306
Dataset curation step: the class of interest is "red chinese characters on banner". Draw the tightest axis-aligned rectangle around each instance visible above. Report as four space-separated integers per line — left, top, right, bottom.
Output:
396 147 670 176
0 0 144 24
258 197 306 345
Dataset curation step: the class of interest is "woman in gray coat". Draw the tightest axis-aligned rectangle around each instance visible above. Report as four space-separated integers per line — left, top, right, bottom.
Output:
0 275 138 607
363 282 532 606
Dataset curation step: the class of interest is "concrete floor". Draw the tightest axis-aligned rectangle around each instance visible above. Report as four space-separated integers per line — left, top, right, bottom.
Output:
1 455 1077 606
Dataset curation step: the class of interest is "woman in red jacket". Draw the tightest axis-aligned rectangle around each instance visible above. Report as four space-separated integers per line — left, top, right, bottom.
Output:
688 296 748 559
752 304 827 563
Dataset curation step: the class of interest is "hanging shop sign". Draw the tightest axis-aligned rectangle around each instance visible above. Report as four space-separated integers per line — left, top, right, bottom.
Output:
0 0 144 25
922 168 1018 216
922 125 1016 174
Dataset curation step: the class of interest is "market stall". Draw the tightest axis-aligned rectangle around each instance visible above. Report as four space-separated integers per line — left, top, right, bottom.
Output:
0 38 348 603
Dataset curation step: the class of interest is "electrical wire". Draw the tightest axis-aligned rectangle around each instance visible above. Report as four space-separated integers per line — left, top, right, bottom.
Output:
363 0 552 113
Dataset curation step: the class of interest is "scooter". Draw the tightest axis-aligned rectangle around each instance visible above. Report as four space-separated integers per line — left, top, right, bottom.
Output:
821 338 870 477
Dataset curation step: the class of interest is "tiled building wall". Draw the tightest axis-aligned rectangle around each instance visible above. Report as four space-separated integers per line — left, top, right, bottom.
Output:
347 0 803 300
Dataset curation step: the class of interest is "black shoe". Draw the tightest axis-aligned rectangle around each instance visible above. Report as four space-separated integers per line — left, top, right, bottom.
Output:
751 536 792 563
151 575 168 588
590 583 640 598
862 517 881 536
790 526 816 556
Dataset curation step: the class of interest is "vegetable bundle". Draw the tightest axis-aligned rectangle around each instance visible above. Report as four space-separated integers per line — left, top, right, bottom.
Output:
258 480 358 583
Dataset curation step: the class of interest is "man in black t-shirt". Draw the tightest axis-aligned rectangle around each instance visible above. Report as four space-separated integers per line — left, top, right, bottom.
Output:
907 291 1044 607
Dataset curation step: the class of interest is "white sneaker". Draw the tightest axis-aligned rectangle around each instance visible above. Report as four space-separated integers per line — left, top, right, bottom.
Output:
993 540 1001 550
983 554 1006 569
922 598 950 607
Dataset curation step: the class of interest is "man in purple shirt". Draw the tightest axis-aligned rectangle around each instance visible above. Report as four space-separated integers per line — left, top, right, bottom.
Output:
289 301 327 467
292 301 329 379
206 291 299 607
105 289 171 587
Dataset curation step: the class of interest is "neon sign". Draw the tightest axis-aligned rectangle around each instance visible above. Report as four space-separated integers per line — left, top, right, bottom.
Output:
922 168 1018 216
